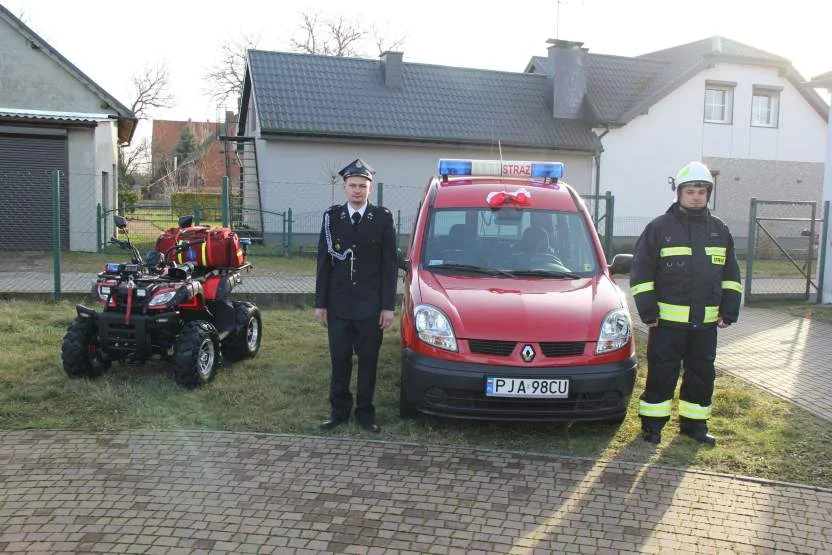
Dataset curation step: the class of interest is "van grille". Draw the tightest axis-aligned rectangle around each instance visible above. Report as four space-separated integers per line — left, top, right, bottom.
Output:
540 342 585 357
467 340 585 357
467 340 515 356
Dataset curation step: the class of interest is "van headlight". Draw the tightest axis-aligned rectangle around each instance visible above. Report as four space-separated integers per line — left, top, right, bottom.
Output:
414 304 457 352
596 308 631 354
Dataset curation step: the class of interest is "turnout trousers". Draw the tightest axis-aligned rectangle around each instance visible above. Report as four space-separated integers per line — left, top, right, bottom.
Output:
327 315 383 425
639 325 718 432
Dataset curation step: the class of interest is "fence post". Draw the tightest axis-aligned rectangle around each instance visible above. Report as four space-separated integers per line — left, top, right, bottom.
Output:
281 211 287 254
221 177 230 227
396 210 401 248
287 208 293 257
605 191 614 257
52 170 61 301
96 203 102 251
819 200 830 304
376 182 384 207
194 207 201 225
744 197 757 305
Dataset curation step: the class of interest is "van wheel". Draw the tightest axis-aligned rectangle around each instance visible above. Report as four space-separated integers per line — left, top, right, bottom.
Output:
399 373 418 419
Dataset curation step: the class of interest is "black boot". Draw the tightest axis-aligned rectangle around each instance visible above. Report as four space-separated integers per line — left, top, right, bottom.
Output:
642 427 662 444
640 417 664 445
680 427 716 446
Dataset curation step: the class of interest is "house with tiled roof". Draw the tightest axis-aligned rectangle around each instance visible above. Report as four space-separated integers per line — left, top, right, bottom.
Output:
0 4 136 251
527 36 828 238
239 36 828 245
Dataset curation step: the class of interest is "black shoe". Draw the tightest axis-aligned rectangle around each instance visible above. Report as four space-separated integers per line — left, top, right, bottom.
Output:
642 429 661 444
359 421 380 433
319 417 347 430
680 428 717 446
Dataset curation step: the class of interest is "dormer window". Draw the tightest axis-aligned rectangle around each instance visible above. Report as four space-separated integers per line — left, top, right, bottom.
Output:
704 81 735 124
751 86 781 128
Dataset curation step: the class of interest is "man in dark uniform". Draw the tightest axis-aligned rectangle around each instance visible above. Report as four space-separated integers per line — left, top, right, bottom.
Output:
630 161 742 447
315 158 398 433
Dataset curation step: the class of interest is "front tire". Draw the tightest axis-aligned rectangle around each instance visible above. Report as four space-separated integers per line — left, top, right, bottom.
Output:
173 320 219 388
222 302 262 361
61 317 110 378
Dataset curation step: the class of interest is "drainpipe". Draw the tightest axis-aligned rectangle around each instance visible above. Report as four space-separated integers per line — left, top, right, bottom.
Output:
594 127 610 226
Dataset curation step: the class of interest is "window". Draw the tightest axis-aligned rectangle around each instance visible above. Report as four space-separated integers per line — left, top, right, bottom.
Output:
751 86 780 127
704 84 734 123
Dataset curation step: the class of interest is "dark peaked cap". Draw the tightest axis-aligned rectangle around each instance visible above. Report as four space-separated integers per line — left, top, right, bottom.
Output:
338 158 375 181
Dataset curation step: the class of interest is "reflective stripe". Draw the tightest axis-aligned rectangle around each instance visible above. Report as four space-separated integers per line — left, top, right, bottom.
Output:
679 400 711 420
658 302 689 323
704 306 719 323
722 280 742 293
660 247 692 257
631 281 655 295
639 399 672 418
705 247 726 256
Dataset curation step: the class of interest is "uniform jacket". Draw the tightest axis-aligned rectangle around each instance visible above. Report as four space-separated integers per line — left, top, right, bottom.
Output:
315 203 398 320
630 203 742 329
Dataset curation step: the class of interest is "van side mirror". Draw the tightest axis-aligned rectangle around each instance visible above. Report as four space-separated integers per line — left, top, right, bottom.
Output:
609 253 633 275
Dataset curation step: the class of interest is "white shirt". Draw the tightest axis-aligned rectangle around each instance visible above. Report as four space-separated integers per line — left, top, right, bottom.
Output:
348 203 367 220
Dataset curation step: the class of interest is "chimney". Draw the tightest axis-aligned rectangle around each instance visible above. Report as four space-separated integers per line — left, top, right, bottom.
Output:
546 39 588 119
381 51 404 88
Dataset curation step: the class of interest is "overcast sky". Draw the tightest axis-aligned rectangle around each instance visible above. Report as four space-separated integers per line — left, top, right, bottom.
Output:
5 0 831 134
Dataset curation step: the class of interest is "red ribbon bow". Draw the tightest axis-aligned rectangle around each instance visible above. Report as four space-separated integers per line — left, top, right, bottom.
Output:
486 188 531 207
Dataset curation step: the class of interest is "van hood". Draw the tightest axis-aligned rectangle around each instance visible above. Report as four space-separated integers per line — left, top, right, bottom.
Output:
413 270 628 342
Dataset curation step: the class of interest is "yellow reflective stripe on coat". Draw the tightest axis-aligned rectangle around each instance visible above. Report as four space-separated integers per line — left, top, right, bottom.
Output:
660 246 692 257
658 302 689 323
722 280 742 293
679 400 711 420
631 281 655 296
639 399 672 418
705 247 727 256
704 306 719 323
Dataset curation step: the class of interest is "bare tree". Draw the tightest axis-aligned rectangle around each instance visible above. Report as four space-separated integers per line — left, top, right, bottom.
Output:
130 63 173 120
204 33 259 108
290 11 405 57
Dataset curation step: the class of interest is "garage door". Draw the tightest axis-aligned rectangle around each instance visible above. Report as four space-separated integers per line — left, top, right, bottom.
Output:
0 132 69 250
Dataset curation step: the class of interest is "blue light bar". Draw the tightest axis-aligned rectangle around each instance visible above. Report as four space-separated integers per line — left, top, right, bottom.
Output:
438 159 564 179
530 162 563 179
105 263 120 273
438 159 473 176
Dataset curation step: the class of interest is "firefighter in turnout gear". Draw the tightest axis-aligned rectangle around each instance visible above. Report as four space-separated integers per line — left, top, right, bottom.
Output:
315 158 398 434
630 161 742 446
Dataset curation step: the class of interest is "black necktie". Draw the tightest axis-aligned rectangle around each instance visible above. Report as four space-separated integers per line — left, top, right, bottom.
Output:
352 212 361 230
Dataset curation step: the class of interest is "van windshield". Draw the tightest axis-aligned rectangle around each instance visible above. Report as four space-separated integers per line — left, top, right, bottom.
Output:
421 208 600 277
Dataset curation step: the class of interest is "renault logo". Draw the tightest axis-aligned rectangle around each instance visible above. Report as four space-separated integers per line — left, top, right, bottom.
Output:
521 344 536 362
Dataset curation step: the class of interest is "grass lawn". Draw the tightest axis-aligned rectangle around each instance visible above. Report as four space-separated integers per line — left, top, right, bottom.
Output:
1 299 830 488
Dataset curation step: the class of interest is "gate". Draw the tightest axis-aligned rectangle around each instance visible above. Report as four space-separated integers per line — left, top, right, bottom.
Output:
744 197 827 304
583 191 615 257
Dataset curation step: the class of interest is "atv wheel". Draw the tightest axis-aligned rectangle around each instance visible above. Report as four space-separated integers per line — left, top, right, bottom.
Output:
222 302 262 361
173 320 219 388
61 317 110 378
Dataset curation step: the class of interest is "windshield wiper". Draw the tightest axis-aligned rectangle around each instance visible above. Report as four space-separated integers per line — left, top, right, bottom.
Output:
427 263 516 277
511 269 582 279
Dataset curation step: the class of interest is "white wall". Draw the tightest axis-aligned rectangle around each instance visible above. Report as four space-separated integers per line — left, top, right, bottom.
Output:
255 138 595 235
600 62 828 238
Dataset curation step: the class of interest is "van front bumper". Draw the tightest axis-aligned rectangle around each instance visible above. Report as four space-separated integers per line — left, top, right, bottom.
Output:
401 349 637 422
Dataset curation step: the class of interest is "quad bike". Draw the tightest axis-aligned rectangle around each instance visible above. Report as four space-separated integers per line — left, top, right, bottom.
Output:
61 215 262 388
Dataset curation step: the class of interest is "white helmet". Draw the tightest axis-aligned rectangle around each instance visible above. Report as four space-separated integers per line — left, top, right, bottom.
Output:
671 161 714 198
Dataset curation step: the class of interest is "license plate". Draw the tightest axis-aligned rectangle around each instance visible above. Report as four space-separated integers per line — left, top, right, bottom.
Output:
486 377 569 398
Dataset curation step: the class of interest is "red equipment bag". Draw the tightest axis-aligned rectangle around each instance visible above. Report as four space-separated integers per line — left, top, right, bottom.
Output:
155 226 245 268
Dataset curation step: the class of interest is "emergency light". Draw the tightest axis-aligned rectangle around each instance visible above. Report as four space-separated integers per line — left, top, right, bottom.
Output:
438 159 564 179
